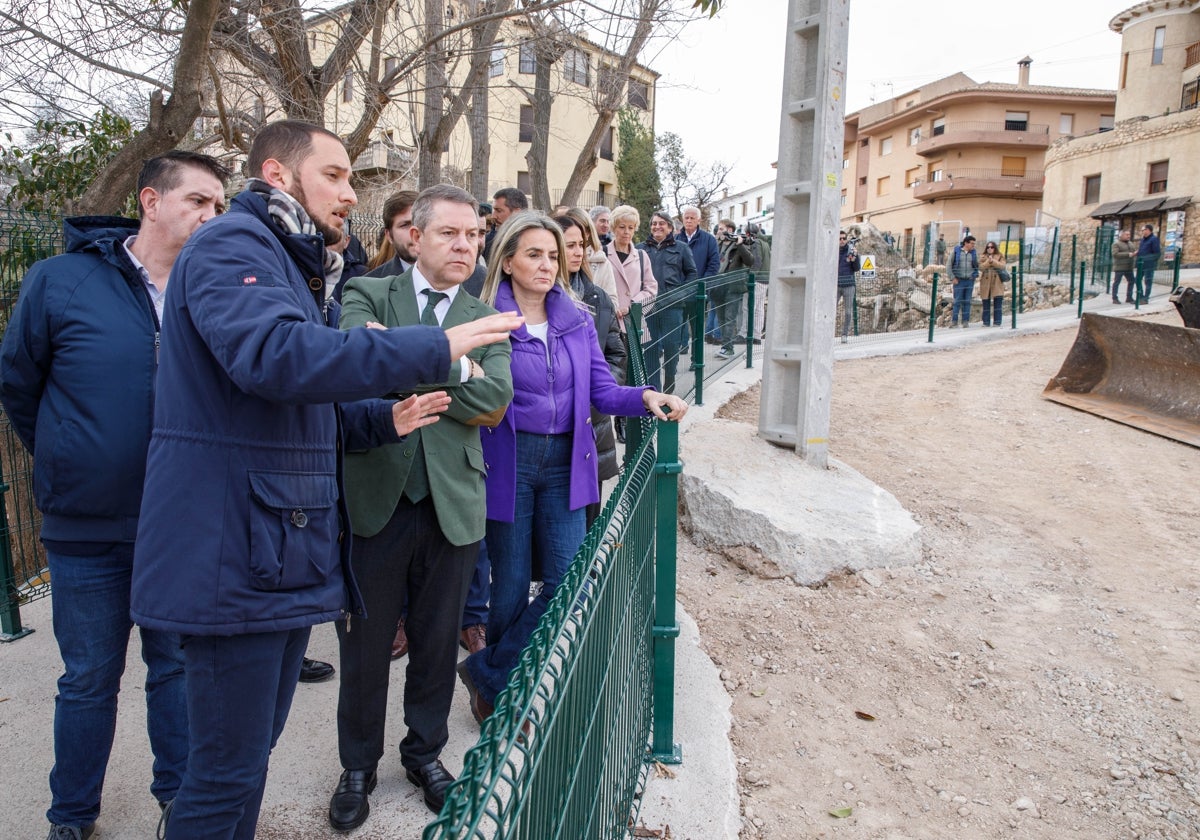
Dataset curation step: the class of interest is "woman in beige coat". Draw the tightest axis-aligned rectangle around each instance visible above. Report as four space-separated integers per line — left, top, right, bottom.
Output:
977 241 1007 327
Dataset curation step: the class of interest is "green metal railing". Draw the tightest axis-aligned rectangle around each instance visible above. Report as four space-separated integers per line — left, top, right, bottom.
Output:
0 210 61 640
425 312 681 839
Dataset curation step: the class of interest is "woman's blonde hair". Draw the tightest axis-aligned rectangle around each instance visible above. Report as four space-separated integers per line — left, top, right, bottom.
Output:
481 211 574 306
609 204 640 232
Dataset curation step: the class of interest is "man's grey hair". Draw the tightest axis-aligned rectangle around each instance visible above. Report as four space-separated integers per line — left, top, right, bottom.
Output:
412 184 478 230
589 205 611 220
681 205 700 218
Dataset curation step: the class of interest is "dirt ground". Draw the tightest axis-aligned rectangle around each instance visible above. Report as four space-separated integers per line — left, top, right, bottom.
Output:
679 311 1200 840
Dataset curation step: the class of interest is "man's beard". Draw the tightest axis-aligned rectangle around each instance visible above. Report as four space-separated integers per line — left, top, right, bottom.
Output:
289 181 343 245
392 238 416 264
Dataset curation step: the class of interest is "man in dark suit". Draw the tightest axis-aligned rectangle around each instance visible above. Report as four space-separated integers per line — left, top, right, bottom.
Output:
328 184 513 829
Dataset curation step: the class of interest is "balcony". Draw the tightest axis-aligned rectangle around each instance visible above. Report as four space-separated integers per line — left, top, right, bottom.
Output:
352 141 413 174
916 121 1051 157
914 168 1044 200
1186 39 1200 70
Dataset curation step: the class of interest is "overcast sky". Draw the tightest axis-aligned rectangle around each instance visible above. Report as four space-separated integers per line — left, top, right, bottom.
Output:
651 0 1139 191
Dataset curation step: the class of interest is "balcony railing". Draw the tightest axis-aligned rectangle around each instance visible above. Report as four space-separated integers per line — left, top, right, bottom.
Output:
352 141 413 173
916 121 1051 156
913 168 1044 200
1186 39 1200 70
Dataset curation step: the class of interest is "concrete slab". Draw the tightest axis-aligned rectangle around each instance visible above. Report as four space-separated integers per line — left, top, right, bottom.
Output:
636 608 739 840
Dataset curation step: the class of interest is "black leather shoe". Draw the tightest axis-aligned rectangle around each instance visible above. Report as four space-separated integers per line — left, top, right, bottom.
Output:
328 768 377 832
406 759 455 814
300 657 335 683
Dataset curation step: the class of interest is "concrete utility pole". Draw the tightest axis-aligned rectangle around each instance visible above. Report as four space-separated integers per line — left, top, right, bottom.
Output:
757 0 850 468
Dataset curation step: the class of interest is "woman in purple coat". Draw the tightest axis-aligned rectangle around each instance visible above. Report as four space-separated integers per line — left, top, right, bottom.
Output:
457 212 687 722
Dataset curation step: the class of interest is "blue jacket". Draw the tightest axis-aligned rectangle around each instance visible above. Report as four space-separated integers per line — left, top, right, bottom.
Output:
130 190 452 636
677 229 720 279
640 235 698 290
837 243 861 287
1137 234 1161 260
0 216 156 544
481 282 648 522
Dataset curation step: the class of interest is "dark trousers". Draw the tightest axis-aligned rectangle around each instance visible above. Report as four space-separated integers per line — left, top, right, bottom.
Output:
336 497 476 772
1113 268 1135 301
166 627 310 840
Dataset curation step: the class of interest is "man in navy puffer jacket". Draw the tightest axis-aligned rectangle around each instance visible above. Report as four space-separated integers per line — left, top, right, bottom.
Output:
128 121 520 840
0 151 230 840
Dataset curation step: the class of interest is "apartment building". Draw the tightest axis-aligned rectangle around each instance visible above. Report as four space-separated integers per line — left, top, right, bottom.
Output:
713 179 776 234
217 5 657 209
840 62 1115 251
1042 0 1200 263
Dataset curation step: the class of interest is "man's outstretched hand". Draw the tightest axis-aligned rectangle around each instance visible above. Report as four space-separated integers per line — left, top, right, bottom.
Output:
392 391 451 437
444 312 523 360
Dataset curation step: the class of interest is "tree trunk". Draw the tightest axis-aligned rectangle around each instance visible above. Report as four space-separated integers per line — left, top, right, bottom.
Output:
417 0 448 189
524 47 556 212
73 0 223 215
559 0 661 207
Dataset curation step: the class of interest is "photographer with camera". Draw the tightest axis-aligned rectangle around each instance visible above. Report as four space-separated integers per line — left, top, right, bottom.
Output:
713 219 756 358
837 230 861 343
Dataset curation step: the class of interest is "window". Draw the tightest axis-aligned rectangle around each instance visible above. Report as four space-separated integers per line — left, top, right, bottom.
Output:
489 45 505 78
563 49 590 86
876 176 890 196
599 126 614 160
755 196 763 213
628 79 650 110
842 157 850 169
860 138 869 147
598 64 620 96
1004 111 1029 131
741 201 748 216
1099 114 1115 132
1152 26 1166 65
1083 174 1102 205
517 171 531 195
857 176 867 186
928 162 944 182
384 56 399 77
908 126 921 145
879 136 893 156
905 166 921 187
598 182 610 204
1059 113 1074 135
519 105 533 143
840 189 847 207
342 70 354 102
519 42 536 74
1001 156 1027 177
1184 79 1200 111
931 117 945 136
1148 160 1169 194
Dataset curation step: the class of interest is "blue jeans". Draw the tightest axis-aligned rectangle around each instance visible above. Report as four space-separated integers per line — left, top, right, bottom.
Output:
165 628 309 840
981 296 1003 326
1136 256 1157 299
646 306 685 394
465 432 585 705
952 279 974 324
45 545 187 828
461 540 490 628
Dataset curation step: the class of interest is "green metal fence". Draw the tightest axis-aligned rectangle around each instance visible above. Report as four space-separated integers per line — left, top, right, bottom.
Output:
425 311 682 839
0 210 61 640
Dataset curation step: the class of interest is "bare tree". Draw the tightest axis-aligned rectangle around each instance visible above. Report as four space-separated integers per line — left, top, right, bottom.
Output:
657 130 733 222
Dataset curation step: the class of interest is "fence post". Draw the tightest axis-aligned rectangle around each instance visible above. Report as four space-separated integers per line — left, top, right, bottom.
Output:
650 419 682 764
0 482 33 642
1048 226 1060 279
1078 261 1086 318
1011 261 1018 329
1173 254 1182 293
692 280 707 407
927 272 939 343
744 272 757 368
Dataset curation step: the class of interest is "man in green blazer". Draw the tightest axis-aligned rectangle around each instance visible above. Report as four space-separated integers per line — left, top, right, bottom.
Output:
328 185 513 829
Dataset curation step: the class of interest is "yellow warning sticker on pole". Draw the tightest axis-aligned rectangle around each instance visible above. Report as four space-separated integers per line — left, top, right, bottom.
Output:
859 254 876 279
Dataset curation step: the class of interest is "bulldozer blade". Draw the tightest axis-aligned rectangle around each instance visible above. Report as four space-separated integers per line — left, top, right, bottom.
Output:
1043 313 1200 448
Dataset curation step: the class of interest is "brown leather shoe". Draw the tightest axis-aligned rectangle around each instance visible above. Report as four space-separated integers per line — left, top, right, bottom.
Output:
459 623 486 654
390 618 408 660
456 660 493 724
